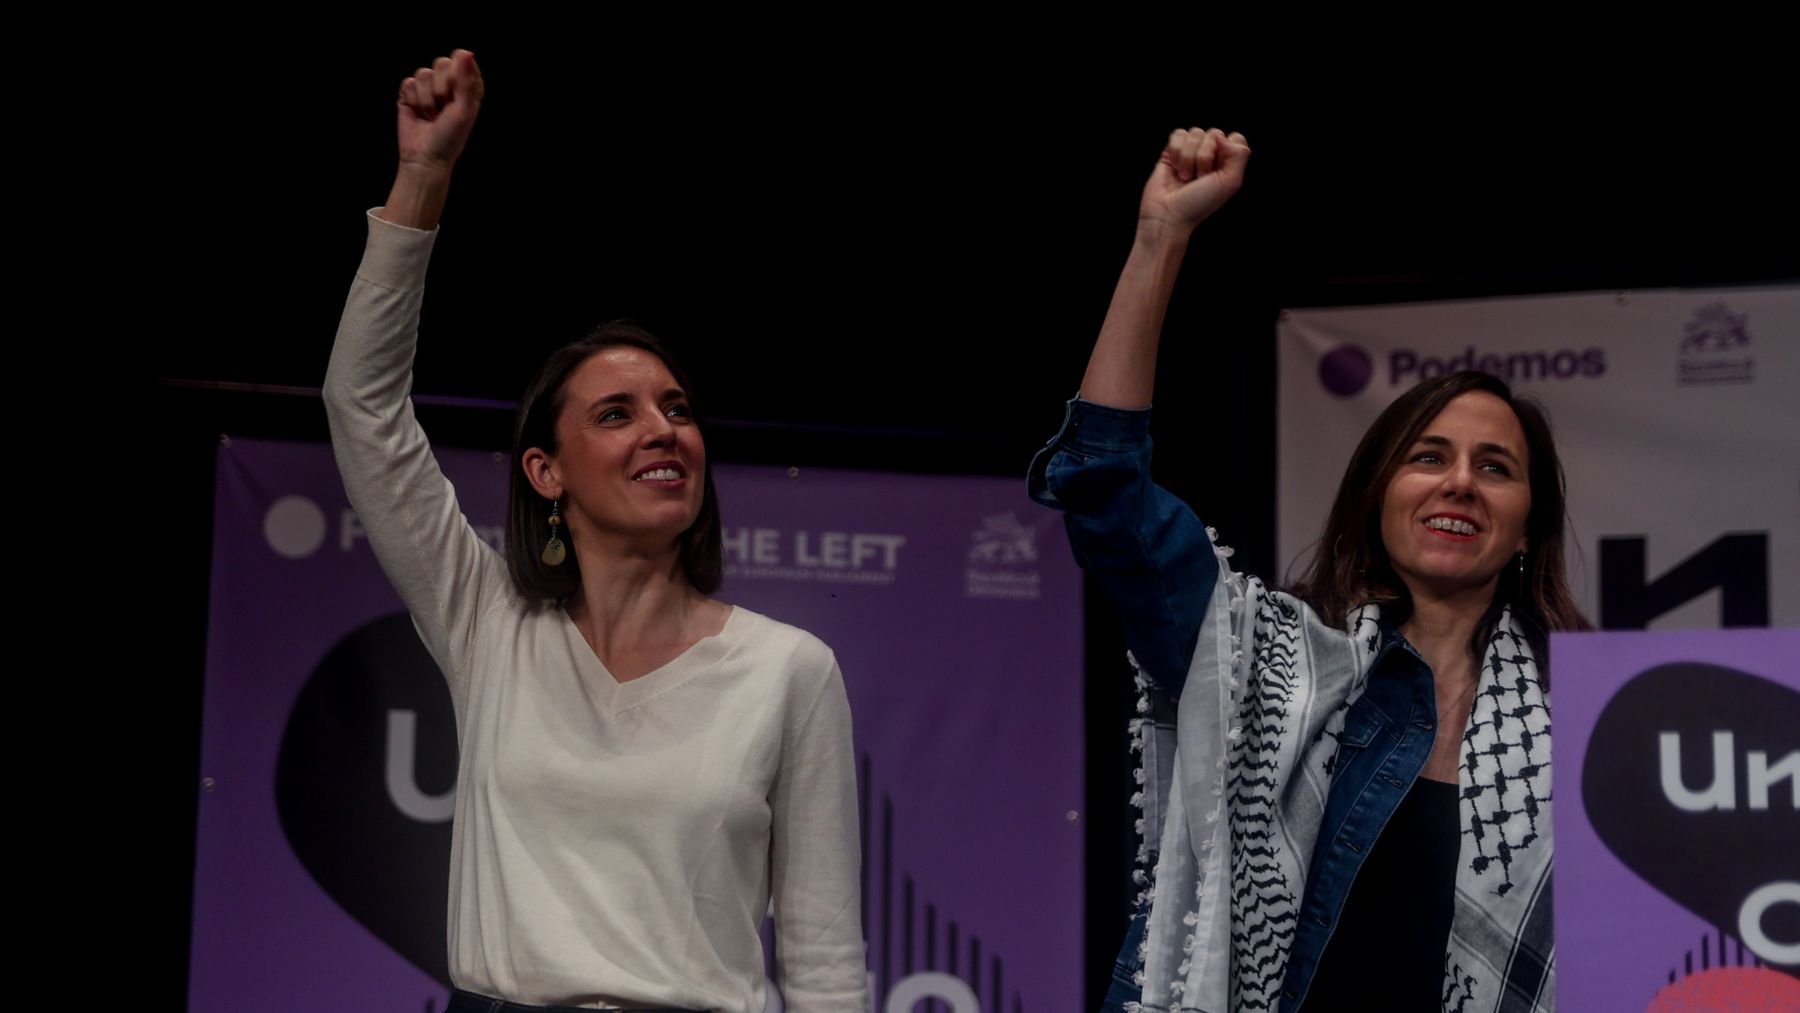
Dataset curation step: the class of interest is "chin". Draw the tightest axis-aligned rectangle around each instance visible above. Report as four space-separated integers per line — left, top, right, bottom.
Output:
1398 562 1501 592
653 511 702 539
1426 576 1504 599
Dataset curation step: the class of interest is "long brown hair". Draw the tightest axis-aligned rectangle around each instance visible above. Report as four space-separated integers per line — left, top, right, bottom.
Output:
1289 370 1590 670
504 322 723 601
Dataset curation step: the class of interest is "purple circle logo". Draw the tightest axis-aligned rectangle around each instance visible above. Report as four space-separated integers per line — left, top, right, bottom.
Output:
1320 344 1374 397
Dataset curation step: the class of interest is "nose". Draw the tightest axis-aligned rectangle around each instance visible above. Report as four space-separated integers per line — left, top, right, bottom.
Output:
1440 458 1477 499
641 409 677 449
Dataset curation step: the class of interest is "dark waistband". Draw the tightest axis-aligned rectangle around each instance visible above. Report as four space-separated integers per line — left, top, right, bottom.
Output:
446 988 703 1013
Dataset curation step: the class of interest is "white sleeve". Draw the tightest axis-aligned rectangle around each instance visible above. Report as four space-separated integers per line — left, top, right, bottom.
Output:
322 211 514 689
768 650 871 1010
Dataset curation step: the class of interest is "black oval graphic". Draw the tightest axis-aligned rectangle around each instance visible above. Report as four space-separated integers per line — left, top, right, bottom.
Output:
276 613 457 985
1583 661 1799 974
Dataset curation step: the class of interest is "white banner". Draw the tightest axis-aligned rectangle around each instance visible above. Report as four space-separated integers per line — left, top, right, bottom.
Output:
1276 286 1799 629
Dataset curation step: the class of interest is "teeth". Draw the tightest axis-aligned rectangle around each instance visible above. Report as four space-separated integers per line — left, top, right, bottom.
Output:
1426 517 1477 536
635 468 680 481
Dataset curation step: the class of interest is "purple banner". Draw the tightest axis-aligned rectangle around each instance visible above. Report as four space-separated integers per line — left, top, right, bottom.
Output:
192 437 1083 1011
1551 628 1799 1012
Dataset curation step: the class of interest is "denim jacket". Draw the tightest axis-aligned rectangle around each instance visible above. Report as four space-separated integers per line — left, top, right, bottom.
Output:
1029 398 1445 1012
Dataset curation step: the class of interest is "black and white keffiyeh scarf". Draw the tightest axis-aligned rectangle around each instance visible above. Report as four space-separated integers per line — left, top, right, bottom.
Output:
1125 531 1555 1013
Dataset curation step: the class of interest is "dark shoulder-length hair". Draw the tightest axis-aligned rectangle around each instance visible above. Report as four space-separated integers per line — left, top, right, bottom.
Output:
504 322 723 601
1288 370 1591 670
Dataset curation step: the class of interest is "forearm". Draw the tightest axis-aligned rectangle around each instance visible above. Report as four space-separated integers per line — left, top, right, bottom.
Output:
1078 220 1194 408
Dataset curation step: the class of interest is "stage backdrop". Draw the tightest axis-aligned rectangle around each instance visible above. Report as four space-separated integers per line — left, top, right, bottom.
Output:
1277 285 1798 629
1552 628 1798 1011
191 437 1083 1012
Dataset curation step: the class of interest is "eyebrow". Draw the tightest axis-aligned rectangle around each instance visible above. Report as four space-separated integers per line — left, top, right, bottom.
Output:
1416 434 1520 464
585 387 688 413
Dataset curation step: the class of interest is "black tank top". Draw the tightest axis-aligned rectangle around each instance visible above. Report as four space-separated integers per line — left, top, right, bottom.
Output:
1299 776 1461 1011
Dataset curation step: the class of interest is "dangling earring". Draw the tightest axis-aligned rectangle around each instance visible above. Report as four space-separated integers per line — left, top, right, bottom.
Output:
542 500 567 566
1514 551 1527 597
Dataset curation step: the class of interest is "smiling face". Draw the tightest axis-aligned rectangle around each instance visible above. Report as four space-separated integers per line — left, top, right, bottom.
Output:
1378 390 1532 603
537 346 706 548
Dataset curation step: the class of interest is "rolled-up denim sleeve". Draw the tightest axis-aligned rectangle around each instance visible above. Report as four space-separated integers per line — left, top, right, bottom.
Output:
1028 397 1217 698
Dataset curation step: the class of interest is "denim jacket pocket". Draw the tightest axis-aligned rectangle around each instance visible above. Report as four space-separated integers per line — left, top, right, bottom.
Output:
1334 698 1393 750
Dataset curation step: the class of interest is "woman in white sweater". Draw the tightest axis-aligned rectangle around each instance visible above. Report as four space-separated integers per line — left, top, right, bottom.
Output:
323 49 869 1012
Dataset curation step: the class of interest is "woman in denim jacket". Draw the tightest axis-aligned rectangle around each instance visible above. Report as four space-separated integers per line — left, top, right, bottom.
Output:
1030 129 1590 1012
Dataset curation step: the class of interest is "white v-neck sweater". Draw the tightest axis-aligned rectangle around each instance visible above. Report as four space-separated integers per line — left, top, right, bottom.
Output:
324 211 868 1011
